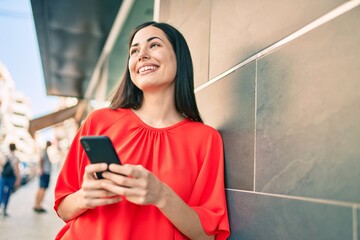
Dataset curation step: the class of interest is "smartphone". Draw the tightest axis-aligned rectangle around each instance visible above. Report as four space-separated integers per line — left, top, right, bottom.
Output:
80 136 121 179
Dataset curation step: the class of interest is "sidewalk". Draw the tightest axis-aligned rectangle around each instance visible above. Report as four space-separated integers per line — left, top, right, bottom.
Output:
0 171 65 240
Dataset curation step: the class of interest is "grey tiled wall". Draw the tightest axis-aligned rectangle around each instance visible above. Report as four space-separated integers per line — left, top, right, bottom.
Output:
196 63 256 190
256 6 360 203
227 191 353 240
159 0 360 239
209 0 346 79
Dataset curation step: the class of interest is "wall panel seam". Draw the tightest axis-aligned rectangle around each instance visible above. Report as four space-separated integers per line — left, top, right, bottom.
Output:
225 188 360 208
253 59 258 192
194 0 360 93
207 0 212 86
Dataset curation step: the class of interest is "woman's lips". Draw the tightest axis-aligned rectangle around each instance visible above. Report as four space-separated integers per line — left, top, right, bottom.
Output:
138 65 159 74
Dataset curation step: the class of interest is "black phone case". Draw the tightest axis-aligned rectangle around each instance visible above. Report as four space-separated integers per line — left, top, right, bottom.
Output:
80 136 121 179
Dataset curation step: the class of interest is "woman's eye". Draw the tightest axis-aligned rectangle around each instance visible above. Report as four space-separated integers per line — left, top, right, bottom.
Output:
130 49 138 56
150 43 160 48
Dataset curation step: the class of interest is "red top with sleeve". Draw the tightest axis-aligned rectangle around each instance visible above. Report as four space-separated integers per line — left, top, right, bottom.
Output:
54 108 230 240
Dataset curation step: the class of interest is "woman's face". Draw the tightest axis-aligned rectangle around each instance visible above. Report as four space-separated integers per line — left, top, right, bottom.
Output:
128 26 177 93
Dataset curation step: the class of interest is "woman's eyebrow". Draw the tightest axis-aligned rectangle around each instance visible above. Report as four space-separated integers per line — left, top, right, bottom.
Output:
131 36 163 48
147 36 163 42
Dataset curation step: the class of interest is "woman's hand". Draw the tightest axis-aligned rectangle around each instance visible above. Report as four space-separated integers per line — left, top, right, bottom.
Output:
102 164 213 239
57 163 122 221
79 163 122 209
101 164 167 207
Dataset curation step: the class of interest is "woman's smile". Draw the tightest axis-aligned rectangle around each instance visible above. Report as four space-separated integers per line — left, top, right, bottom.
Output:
137 64 159 75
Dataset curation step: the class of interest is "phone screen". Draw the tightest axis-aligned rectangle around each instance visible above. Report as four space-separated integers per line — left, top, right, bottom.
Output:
80 136 121 179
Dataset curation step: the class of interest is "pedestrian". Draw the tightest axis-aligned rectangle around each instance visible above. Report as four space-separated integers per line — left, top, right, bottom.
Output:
0 143 21 217
34 141 52 213
54 21 230 239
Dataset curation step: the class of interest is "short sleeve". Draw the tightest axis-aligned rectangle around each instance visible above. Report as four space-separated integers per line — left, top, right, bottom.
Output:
189 130 230 239
53 113 93 215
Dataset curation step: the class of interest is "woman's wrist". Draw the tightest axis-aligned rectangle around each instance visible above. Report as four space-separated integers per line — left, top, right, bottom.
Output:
75 189 89 211
155 183 171 210
60 190 88 221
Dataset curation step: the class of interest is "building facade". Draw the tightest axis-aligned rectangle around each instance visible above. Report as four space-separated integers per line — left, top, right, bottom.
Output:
0 63 37 162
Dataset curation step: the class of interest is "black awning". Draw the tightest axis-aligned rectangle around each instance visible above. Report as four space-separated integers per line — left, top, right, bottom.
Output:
30 0 123 98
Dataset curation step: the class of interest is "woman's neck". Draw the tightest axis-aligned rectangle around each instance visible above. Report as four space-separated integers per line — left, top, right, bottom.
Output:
133 91 184 128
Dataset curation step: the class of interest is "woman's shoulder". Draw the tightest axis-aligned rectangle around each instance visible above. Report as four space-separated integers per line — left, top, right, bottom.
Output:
86 108 129 121
80 108 131 132
184 120 222 138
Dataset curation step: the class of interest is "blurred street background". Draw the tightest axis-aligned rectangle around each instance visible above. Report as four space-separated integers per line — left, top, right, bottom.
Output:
0 0 154 238
0 168 64 239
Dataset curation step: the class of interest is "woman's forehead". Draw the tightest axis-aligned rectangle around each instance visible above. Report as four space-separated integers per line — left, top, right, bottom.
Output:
131 26 167 45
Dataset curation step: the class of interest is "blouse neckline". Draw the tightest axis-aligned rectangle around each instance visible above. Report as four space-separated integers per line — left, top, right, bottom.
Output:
123 108 190 132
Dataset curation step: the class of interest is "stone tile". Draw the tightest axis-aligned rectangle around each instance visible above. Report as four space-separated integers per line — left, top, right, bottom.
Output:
180 0 211 88
226 190 353 240
210 0 345 79
256 7 360 202
196 62 256 190
158 0 203 25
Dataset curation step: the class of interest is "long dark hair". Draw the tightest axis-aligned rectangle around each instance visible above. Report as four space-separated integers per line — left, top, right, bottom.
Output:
109 21 203 122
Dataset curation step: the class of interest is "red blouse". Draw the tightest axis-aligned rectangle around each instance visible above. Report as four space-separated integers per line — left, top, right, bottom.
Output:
54 108 230 239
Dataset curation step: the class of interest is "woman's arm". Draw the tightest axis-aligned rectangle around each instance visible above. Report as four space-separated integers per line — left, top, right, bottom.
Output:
57 189 88 221
157 183 214 240
57 163 122 221
102 164 214 240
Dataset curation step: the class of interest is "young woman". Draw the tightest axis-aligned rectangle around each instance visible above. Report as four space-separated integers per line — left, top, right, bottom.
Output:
54 21 230 240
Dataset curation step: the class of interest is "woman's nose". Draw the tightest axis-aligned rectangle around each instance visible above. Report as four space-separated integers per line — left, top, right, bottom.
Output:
138 49 150 61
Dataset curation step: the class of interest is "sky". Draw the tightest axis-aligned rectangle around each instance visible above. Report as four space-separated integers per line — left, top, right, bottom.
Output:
0 0 59 139
0 0 59 118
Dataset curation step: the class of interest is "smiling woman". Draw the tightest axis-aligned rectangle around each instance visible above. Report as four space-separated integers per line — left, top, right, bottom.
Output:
54 21 230 240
